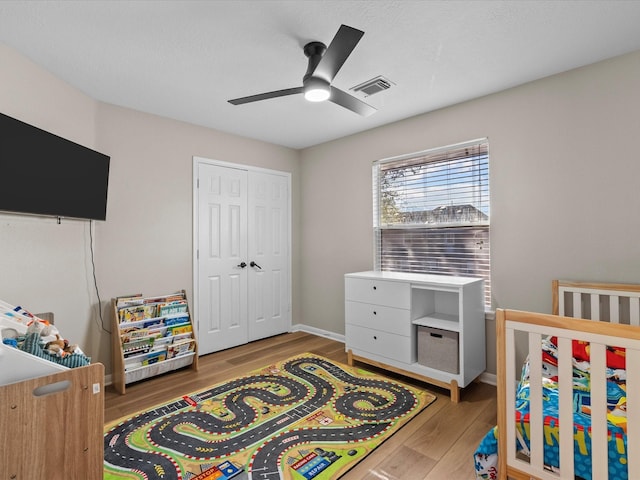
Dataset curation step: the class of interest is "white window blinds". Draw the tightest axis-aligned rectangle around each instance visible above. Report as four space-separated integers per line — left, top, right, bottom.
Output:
373 139 491 306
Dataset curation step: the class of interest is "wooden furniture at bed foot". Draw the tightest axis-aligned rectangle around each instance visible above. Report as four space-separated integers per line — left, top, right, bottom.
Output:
344 271 485 403
1 361 104 479
111 290 198 394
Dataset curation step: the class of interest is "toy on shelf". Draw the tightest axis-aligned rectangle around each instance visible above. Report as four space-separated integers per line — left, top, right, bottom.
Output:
44 334 78 357
1 299 91 368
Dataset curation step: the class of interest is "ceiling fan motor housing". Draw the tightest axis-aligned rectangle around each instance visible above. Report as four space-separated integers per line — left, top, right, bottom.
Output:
303 41 327 82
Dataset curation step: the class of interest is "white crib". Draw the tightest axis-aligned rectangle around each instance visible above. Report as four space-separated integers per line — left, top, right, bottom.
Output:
497 280 640 480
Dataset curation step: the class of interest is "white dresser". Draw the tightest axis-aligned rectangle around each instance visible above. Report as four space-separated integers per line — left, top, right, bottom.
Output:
345 271 485 402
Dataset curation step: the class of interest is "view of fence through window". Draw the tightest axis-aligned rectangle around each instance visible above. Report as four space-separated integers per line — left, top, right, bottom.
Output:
373 140 491 306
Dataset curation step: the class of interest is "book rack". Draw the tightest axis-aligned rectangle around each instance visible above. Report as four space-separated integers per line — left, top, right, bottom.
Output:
111 290 198 394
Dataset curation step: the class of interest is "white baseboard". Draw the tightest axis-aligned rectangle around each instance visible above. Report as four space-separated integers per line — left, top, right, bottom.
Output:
290 323 345 343
478 371 496 386
104 373 112 386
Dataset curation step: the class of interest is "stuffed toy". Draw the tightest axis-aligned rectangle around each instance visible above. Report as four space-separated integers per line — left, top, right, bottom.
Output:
26 319 53 338
44 334 77 357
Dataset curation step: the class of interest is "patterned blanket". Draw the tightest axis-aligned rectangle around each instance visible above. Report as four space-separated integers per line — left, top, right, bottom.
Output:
474 336 628 480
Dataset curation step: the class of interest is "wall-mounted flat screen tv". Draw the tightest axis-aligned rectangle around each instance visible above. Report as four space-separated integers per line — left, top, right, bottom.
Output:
0 112 110 221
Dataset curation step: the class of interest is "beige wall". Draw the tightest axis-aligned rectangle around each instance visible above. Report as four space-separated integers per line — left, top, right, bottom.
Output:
3 40 640 379
0 43 101 365
300 50 640 375
0 44 300 375
93 105 300 373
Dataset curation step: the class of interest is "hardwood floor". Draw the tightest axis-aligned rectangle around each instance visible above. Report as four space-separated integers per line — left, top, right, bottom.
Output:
104 331 496 479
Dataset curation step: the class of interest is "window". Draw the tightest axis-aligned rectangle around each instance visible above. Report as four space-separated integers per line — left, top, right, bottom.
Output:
373 139 490 306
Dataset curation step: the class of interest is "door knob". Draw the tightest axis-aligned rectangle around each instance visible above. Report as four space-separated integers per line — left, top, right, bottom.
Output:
250 261 262 269
237 262 247 268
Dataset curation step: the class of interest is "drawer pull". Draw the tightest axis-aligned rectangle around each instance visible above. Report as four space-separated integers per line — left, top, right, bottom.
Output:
430 332 443 338
373 311 377 315
373 335 377 340
373 285 377 290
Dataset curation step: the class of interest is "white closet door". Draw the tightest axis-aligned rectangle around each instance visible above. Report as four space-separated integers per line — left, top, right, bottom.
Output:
247 171 290 341
197 163 248 354
195 159 291 355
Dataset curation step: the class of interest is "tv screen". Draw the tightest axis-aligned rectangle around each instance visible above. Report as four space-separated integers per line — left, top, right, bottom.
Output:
0 112 110 221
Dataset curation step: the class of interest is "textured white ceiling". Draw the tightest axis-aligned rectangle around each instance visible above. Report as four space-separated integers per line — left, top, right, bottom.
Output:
1 1 640 149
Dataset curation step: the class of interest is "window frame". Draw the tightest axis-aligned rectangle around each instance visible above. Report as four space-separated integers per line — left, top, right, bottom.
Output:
372 138 491 307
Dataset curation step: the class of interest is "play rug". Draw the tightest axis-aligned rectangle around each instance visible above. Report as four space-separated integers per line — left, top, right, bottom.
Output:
104 353 436 479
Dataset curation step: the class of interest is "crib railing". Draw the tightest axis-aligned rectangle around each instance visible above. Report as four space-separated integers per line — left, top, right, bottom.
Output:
497 308 640 480
553 280 640 325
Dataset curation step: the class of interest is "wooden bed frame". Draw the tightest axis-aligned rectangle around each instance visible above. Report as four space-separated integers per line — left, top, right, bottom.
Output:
496 280 640 480
0 311 104 479
0 362 104 479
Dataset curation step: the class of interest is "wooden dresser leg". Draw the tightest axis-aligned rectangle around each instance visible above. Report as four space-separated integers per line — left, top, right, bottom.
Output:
450 379 460 403
347 349 354 366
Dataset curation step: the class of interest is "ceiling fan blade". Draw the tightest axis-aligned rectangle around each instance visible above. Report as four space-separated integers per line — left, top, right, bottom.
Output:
312 24 364 82
228 87 303 105
329 86 376 117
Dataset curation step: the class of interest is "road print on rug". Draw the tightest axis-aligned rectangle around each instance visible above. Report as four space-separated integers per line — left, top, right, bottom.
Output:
104 353 436 479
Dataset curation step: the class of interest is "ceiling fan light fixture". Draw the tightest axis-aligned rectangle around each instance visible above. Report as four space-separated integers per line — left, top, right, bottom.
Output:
304 77 330 102
228 25 375 115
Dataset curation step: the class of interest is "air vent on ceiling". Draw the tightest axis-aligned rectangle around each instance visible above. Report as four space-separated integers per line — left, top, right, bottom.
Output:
350 75 394 97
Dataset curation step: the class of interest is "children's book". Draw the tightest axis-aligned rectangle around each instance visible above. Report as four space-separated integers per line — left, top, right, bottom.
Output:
169 324 192 336
142 350 167 366
122 337 154 357
119 304 157 323
115 294 144 308
157 301 188 316
167 339 195 359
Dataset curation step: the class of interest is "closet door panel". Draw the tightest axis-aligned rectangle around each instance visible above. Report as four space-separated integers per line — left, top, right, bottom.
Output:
197 163 248 354
248 171 290 341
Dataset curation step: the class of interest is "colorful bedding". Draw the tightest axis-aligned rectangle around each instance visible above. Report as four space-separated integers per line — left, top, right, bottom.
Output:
474 336 628 480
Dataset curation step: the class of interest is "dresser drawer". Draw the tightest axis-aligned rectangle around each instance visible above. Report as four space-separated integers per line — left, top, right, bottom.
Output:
345 301 411 336
346 324 414 364
345 277 409 308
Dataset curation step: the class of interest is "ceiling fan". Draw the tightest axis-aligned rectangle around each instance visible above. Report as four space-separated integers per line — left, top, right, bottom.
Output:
228 24 376 117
